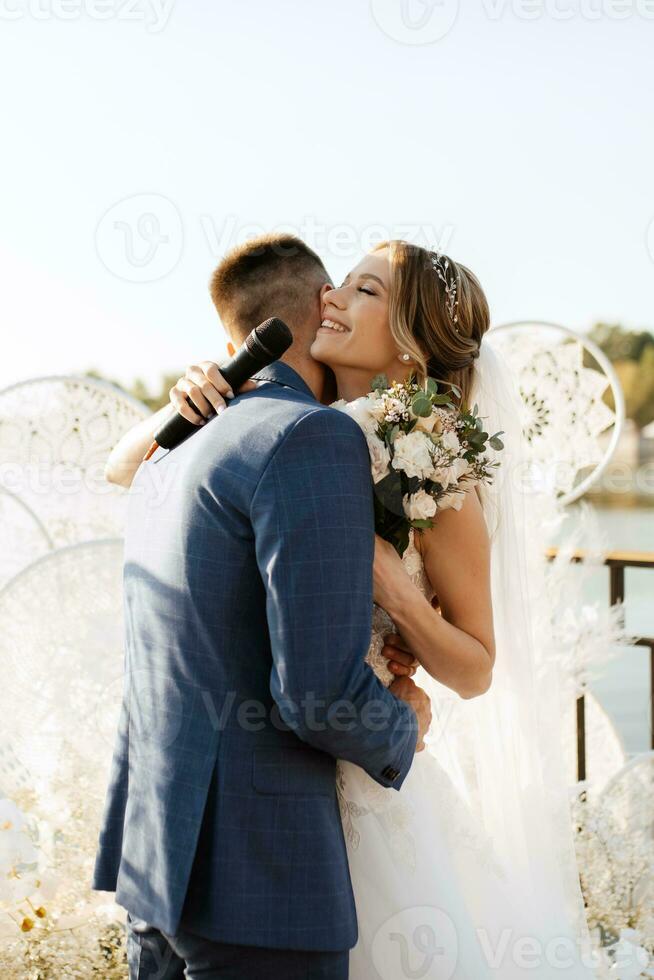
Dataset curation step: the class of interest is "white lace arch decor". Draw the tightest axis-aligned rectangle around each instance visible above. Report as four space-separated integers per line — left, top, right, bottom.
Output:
0 375 149 547
488 322 625 504
600 750 654 830
0 486 53 589
599 751 654 914
0 539 125 806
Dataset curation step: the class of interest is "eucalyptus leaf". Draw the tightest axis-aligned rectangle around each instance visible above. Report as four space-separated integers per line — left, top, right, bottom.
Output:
371 373 389 392
411 392 433 417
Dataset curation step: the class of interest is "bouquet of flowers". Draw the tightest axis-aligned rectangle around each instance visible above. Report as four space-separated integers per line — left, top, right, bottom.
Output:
333 373 504 556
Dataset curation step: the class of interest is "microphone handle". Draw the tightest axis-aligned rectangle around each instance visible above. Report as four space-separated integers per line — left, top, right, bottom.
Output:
153 335 276 451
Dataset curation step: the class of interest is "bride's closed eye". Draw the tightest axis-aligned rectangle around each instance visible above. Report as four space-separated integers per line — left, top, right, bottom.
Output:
358 286 375 296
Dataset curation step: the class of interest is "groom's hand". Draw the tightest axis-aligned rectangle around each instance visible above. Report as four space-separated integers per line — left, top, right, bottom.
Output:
381 633 419 678
389 676 431 752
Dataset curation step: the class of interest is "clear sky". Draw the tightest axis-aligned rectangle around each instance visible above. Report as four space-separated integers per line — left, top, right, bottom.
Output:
1 0 652 393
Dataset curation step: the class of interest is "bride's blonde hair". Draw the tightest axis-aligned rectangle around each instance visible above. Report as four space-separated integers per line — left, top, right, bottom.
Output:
373 240 491 406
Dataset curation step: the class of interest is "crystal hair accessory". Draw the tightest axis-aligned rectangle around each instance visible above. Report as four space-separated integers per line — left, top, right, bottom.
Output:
430 252 459 327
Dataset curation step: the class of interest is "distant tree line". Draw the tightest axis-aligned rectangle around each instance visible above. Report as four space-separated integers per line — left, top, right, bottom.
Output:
85 369 180 413
589 323 654 429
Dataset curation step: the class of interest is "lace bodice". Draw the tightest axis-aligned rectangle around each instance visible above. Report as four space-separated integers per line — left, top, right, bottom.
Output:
365 530 435 686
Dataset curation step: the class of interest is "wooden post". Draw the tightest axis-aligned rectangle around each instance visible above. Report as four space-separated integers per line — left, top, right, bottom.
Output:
576 695 586 783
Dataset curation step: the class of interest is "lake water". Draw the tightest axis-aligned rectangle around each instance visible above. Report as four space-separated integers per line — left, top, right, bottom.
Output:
561 504 653 755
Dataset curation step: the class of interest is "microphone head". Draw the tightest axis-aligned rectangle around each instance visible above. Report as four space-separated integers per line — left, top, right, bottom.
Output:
253 317 293 358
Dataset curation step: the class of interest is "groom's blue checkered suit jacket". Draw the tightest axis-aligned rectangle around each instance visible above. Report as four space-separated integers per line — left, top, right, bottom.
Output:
92 361 417 952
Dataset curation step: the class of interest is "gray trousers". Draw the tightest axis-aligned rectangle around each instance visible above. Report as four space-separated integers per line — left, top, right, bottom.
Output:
126 913 349 980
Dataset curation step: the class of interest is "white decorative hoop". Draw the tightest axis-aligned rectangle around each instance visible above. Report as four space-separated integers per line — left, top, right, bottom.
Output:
489 321 625 505
0 374 150 546
0 486 54 589
598 751 654 891
0 539 128 958
0 538 125 799
0 485 54 549
600 748 654 800
0 372 148 413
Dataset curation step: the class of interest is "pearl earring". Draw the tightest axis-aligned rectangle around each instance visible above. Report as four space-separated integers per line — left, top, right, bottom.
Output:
399 353 411 362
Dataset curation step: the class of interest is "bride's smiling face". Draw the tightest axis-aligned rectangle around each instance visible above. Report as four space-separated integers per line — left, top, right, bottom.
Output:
310 249 401 374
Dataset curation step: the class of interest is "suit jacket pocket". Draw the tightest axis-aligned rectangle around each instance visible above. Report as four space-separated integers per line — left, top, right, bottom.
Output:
252 745 335 796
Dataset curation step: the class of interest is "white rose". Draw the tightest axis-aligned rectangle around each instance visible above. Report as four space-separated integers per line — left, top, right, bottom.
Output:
414 411 440 434
441 430 461 454
391 431 434 480
430 465 449 487
403 489 437 521
437 488 465 512
368 398 387 422
340 396 379 437
367 435 391 484
431 456 470 488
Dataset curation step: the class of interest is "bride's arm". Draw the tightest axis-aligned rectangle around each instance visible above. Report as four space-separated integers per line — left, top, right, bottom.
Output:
105 362 243 488
105 404 178 488
373 491 495 700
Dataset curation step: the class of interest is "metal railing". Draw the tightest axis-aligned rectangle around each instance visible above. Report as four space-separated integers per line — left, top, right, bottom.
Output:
546 547 654 781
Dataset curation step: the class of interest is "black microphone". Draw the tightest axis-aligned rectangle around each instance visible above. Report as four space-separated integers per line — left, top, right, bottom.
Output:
144 317 293 459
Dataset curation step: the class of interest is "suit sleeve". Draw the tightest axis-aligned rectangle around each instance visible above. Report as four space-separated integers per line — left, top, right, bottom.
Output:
250 407 417 790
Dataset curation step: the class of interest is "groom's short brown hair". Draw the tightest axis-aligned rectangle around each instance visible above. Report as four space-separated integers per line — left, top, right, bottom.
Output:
210 233 331 340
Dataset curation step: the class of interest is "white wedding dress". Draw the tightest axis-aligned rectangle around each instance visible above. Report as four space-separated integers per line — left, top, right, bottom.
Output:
338 530 597 979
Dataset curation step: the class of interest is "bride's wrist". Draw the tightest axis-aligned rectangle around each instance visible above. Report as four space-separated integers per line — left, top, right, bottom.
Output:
379 576 423 622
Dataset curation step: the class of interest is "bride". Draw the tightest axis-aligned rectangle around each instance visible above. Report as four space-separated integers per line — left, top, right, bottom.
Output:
107 239 598 978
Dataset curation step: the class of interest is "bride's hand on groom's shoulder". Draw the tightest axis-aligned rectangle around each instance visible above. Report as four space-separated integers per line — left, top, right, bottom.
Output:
169 361 258 425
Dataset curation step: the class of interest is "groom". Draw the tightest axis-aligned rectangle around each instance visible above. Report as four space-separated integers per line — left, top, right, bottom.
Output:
92 233 431 979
